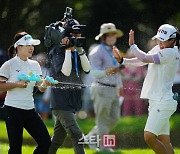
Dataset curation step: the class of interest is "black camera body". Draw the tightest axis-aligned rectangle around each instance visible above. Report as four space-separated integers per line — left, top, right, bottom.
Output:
44 7 86 48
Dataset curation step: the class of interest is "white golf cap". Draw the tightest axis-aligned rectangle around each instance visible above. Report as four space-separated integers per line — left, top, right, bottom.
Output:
152 24 177 41
14 34 41 48
95 23 123 40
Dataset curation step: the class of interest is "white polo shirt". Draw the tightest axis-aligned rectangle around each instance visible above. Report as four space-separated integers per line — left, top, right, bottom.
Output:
140 45 180 101
0 56 42 110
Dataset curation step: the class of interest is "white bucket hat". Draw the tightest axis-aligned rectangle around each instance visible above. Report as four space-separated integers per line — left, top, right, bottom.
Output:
95 23 123 40
14 34 41 48
152 24 177 41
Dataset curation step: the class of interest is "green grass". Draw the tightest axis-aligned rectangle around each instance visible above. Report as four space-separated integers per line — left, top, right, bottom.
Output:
1 114 180 151
0 143 180 154
1 114 180 140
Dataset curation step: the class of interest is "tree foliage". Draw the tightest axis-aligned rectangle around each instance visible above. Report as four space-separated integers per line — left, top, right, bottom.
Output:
0 0 179 52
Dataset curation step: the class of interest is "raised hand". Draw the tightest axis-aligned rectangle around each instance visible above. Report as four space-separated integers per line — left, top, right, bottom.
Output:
129 29 135 46
112 46 122 63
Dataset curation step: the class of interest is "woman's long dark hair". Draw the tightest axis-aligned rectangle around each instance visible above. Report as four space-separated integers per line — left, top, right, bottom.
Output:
8 32 28 58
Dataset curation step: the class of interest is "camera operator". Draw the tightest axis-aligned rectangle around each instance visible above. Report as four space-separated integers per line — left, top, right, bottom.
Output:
48 19 90 154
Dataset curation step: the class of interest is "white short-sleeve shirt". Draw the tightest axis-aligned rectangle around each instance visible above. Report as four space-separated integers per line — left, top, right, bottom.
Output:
141 45 180 101
0 56 42 110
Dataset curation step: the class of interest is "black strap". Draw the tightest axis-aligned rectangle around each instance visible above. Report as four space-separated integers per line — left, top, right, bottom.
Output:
97 82 116 88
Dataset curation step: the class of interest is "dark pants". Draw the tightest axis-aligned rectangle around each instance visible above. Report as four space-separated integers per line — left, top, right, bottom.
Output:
48 109 85 154
0 100 5 120
4 105 51 154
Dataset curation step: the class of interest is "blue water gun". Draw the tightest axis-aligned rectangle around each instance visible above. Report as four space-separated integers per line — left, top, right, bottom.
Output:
45 76 59 85
18 72 59 84
18 72 41 82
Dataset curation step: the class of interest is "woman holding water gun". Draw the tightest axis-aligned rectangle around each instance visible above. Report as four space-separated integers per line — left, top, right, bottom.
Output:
0 32 51 154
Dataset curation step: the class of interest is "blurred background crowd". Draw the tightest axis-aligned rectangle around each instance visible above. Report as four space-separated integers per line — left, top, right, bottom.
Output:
0 0 180 121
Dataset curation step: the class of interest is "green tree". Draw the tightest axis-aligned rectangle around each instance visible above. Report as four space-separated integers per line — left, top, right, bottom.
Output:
0 0 179 53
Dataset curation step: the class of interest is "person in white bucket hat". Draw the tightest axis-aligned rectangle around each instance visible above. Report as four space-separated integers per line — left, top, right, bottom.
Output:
95 23 123 40
113 24 180 154
87 23 124 152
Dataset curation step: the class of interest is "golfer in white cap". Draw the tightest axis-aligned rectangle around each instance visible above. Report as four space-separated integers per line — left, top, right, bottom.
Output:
0 32 51 154
113 24 180 154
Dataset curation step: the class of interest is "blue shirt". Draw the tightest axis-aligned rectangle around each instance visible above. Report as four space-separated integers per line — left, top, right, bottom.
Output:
89 44 122 87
